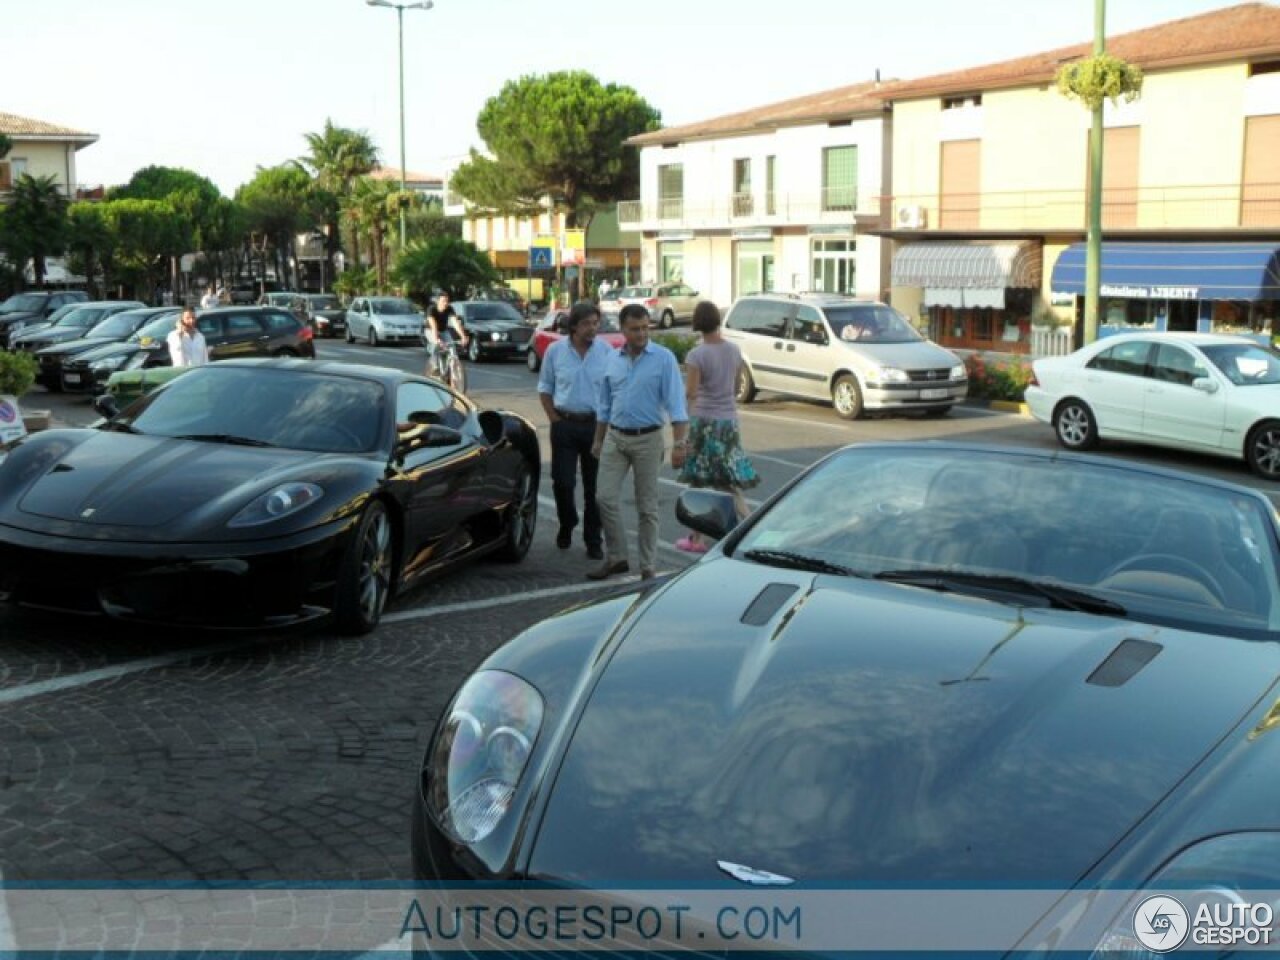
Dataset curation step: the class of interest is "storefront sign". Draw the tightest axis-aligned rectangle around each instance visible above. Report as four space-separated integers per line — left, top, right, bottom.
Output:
1050 291 1075 307
1101 284 1200 300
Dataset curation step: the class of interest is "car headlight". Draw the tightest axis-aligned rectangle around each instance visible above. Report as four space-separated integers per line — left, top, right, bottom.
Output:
90 355 126 372
426 670 544 844
227 482 323 528
1090 834 1280 956
872 366 910 384
490 332 503 342
950 363 967 380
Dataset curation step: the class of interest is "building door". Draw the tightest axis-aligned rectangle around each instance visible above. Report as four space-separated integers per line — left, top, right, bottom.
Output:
735 240 774 297
811 238 856 293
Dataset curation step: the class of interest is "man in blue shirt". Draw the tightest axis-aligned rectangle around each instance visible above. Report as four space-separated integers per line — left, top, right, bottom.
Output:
538 301 613 559
589 304 689 580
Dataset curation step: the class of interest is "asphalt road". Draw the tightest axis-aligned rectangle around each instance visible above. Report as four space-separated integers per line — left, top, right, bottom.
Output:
2 340 1277 889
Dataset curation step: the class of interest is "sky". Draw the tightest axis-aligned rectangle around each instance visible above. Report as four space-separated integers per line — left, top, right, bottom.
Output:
8 0 1248 197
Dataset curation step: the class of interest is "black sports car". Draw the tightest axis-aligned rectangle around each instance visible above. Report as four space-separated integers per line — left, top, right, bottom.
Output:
0 359 539 634
411 444 1280 953
454 301 534 363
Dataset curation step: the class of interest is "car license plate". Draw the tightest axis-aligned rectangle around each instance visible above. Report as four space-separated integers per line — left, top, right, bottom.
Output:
920 388 948 400
64 373 81 384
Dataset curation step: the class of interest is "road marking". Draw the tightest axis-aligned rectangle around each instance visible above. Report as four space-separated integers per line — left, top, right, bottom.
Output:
750 451 809 470
381 575 667 625
739 405 1003 431
537 494 687 557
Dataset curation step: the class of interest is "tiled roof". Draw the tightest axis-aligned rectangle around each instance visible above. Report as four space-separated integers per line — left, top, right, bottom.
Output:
369 166 442 184
0 111 96 140
881 2 1280 101
627 80 888 146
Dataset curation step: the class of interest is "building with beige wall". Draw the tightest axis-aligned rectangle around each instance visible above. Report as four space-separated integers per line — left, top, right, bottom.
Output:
0 111 98 197
877 2 1280 352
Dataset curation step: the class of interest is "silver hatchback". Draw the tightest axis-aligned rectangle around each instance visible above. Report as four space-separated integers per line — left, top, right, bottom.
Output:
724 293 967 419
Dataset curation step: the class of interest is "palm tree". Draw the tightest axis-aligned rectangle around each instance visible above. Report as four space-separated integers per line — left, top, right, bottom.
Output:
347 177 399 291
5 174 69 286
300 120 379 283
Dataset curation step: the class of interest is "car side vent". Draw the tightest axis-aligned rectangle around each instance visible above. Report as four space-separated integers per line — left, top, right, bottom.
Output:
741 583 800 626
1086 638 1162 687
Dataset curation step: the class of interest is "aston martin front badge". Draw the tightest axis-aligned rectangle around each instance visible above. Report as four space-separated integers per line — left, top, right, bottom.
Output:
80 507 96 519
717 860 795 886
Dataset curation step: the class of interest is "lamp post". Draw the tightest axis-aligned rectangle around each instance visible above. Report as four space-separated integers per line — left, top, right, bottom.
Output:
366 0 433 249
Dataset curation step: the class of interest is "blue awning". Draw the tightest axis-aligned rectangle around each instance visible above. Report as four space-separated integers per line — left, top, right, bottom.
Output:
1050 242 1280 301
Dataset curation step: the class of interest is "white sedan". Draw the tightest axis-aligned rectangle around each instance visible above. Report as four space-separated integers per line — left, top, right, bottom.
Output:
1026 332 1280 480
344 296 425 346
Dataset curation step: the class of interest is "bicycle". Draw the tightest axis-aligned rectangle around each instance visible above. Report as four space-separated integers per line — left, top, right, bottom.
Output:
428 336 467 394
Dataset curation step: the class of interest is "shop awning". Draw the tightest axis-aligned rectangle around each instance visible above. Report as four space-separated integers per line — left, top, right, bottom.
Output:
892 241 1042 289
1051 242 1280 301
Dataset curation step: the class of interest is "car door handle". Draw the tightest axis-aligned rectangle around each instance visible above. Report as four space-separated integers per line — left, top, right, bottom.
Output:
773 342 783 350
785 344 796 352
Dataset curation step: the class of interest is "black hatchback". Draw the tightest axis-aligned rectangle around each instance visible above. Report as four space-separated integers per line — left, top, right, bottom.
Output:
60 307 315 393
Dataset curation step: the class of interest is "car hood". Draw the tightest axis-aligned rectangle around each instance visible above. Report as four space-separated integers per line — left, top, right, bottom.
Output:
839 339 959 369
0 309 44 326
466 317 527 332
529 559 1279 885
5 319 52 335
68 342 151 365
16 327 89 346
36 336 119 358
312 309 346 320
8 430 328 536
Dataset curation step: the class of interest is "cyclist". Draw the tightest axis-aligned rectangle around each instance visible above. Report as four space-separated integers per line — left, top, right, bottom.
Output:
424 293 469 386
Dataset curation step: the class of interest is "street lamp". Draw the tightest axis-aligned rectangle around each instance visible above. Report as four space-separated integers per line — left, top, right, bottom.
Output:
366 0 433 249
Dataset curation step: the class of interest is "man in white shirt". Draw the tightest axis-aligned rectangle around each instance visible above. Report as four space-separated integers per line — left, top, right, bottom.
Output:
167 309 210 367
200 285 220 309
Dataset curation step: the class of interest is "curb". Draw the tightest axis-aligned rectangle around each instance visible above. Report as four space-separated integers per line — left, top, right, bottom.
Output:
988 400 1030 416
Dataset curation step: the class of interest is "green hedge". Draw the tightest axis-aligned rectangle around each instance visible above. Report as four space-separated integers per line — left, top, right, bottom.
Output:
0 350 37 398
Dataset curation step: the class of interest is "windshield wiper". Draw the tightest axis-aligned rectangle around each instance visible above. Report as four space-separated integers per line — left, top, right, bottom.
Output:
104 421 142 434
741 549 862 577
873 569 1126 616
172 433 275 448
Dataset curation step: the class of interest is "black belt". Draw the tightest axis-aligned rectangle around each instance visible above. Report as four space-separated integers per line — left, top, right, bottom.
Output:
555 408 595 422
611 424 661 436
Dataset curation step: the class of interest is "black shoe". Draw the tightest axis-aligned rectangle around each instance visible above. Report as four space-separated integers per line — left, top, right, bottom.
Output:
557 527 572 549
586 560 629 581
586 544 603 560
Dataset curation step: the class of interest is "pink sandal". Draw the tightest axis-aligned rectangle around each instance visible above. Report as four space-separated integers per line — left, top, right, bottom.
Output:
676 536 708 554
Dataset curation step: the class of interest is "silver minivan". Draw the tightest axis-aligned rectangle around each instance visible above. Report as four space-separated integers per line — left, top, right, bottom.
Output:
724 293 967 419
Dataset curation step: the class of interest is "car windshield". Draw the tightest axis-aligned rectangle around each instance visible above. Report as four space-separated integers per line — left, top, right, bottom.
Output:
827 306 924 344
52 307 108 328
1201 343 1280 386
732 446 1280 640
131 313 181 344
116 367 387 455
467 303 522 321
371 298 418 315
0 294 47 313
308 296 340 309
86 310 147 339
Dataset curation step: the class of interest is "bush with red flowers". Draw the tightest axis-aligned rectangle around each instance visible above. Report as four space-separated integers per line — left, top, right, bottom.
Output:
964 352 1034 402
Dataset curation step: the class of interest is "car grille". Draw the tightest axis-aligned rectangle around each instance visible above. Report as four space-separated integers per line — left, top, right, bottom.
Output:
507 328 532 345
39 354 59 368
908 368 955 382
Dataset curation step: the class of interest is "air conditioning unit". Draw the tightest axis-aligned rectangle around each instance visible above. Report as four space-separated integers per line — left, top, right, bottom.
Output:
895 204 927 229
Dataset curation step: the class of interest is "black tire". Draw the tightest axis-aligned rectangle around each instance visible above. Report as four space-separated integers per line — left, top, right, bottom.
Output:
468 338 481 363
367 327 379 347
660 310 674 329
273 348 298 357
526 347 541 373
832 374 864 420
1246 420 1280 481
333 501 394 635
1052 398 1098 450
495 463 537 562
735 364 757 404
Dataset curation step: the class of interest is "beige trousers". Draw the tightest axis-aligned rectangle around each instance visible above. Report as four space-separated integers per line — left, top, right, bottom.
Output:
596 429 665 573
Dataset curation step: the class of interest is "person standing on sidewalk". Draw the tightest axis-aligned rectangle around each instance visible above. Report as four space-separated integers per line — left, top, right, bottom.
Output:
538 300 612 560
588 304 689 581
675 301 759 553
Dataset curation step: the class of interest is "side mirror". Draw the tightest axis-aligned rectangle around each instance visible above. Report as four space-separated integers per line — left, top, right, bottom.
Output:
395 423 463 458
675 489 739 542
92 393 120 420
1192 375 1219 394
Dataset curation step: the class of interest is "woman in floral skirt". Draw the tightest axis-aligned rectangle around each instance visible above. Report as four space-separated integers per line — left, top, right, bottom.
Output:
674 301 759 553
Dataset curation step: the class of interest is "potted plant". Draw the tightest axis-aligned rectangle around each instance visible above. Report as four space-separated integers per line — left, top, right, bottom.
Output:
0 350 46 433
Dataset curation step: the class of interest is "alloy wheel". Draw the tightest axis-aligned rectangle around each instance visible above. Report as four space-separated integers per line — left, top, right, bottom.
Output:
1249 422 1280 480
358 510 392 623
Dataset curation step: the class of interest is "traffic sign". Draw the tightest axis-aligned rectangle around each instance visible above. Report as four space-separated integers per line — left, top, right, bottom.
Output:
529 246 554 269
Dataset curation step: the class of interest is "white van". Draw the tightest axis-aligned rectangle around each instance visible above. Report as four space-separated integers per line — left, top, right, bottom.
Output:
724 293 967 419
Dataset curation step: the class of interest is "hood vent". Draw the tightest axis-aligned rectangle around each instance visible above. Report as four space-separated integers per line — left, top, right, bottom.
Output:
1087 638 1162 687
740 583 800 626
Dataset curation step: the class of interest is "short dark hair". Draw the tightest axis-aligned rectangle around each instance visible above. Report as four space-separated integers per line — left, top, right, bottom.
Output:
618 303 650 327
567 300 600 333
692 300 721 333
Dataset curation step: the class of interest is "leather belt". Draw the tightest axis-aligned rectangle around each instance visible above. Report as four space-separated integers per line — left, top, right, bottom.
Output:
611 424 661 436
555 408 596 422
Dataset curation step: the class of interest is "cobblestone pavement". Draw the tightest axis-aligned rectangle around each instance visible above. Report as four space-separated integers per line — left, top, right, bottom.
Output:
2 344 1275 885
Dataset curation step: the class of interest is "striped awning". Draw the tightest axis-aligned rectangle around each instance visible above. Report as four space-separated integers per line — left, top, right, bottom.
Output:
892 241 1042 289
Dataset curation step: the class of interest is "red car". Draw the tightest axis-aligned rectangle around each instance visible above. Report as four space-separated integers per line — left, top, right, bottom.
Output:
526 308 626 372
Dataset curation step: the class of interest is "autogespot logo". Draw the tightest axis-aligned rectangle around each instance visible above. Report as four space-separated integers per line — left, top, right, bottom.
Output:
1134 895 1190 953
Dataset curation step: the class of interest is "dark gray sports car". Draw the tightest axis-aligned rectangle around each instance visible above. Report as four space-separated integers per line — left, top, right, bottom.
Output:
0 359 539 634
411 443 1280 953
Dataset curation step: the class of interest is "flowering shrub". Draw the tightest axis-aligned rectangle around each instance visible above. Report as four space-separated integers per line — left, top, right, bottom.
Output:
964 352 1035 402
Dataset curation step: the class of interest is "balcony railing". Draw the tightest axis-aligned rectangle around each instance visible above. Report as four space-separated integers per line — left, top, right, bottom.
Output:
618 189 873 228
731 192 754 218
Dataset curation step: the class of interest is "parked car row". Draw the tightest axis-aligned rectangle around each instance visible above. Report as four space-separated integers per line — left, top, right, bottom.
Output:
0 290 89 349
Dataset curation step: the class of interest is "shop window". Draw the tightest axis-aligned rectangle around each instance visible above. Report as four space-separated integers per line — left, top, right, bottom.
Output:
660 241 684 283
